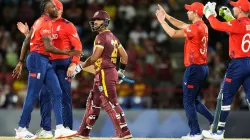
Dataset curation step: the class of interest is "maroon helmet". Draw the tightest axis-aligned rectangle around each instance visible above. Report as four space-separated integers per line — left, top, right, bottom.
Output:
89 10 110 32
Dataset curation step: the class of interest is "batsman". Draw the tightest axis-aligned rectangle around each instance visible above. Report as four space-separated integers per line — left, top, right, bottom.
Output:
76 10 132 139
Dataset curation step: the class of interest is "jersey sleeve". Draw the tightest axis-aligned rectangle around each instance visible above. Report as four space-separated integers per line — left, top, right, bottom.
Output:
94 35 105 49
184 24 198 38
39 21 52 37
118 43 123 49
66 23 82 64
208 16 243 33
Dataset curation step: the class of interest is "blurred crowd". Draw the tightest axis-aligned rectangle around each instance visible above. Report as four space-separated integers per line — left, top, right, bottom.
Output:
0 0 249 110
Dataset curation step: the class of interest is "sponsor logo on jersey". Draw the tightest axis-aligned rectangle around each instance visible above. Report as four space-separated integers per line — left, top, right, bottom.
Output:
42 29 51 34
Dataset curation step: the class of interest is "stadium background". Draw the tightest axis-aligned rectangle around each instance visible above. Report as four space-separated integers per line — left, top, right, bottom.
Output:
0 0 250 138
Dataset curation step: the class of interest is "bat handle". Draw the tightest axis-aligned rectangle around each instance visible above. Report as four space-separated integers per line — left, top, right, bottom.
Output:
121 77 135 84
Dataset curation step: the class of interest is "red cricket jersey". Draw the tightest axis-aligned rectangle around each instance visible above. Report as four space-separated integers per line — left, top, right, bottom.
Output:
50 18 82 64
30 14 52 56
208 16 250 59
183 20 208 67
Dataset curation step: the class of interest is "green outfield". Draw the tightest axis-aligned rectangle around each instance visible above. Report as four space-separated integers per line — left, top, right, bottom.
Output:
1 137 250 140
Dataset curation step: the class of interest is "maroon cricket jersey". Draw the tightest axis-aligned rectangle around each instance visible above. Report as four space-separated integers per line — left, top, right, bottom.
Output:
93 30 122 72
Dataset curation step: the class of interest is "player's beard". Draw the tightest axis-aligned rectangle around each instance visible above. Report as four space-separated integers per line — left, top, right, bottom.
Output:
89 21 105 32
49 11 58 19
94 24 104 30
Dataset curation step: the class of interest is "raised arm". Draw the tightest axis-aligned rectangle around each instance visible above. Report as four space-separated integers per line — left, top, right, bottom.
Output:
158 4 189 29
203 2 239 33
156 9 186 38
208 16 239 33
17 22 29 37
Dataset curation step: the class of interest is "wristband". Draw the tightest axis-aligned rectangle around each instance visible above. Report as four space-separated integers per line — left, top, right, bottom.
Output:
119 63 126 70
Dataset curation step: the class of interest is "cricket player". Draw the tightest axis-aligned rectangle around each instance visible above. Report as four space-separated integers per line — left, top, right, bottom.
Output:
75 10 132 139
156 3 214 140
202 0 250 139
16 0 82 138
12 0 80 139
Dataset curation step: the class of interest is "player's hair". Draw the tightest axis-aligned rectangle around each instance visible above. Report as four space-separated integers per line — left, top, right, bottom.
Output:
40 0 52 14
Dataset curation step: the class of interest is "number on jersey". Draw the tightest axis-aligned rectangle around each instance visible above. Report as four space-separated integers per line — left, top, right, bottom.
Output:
242 33 250 53
111 40 118 63
200 36 207 55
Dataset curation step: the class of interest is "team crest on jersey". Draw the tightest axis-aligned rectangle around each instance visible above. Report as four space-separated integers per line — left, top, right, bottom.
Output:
56 25 61 31
98 86 104 92
94 11 99 17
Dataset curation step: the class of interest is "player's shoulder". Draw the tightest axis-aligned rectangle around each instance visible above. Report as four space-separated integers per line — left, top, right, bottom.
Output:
191 20 206 28
61 18 72 24
95 33 104 41
32 15 51 29
96 31 109 39
39 15 52 23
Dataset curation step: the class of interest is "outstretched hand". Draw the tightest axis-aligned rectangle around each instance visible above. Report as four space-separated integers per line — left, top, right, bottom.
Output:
158 4 171 19
219 6 235 22
17 22 29 35
155 9 166 23
203 2 217 18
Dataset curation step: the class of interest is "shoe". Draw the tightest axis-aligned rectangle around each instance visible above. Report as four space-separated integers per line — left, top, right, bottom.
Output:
209 124 214 131
15 128 38 139
202 130 224 140
35 128 53 139
54 127 78 139
110 130 133 140
181 133 203 140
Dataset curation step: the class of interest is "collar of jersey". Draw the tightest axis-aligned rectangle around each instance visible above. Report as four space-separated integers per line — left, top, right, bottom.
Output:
193 20 204 24
99 29 110 34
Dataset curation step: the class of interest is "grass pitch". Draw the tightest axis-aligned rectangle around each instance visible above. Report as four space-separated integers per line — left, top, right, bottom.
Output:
0 137 250 140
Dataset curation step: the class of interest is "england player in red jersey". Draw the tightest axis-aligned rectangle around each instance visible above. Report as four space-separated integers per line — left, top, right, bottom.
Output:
16 0 82 138
202 0 250 139
156 3 214 140
12 0 80 139
76 10 132 139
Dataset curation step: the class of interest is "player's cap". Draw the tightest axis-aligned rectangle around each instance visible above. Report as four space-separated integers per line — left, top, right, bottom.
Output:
185 2 204 16
230 0 250 12
54 0 63 11
91 10 110 21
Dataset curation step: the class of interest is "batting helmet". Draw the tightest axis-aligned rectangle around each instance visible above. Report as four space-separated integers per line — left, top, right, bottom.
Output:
89 10 110 32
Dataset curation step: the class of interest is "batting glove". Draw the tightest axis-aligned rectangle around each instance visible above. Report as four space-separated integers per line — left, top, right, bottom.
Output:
219 6 235 22
203 2 217 19
117 69 125 84
71 64 83 78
